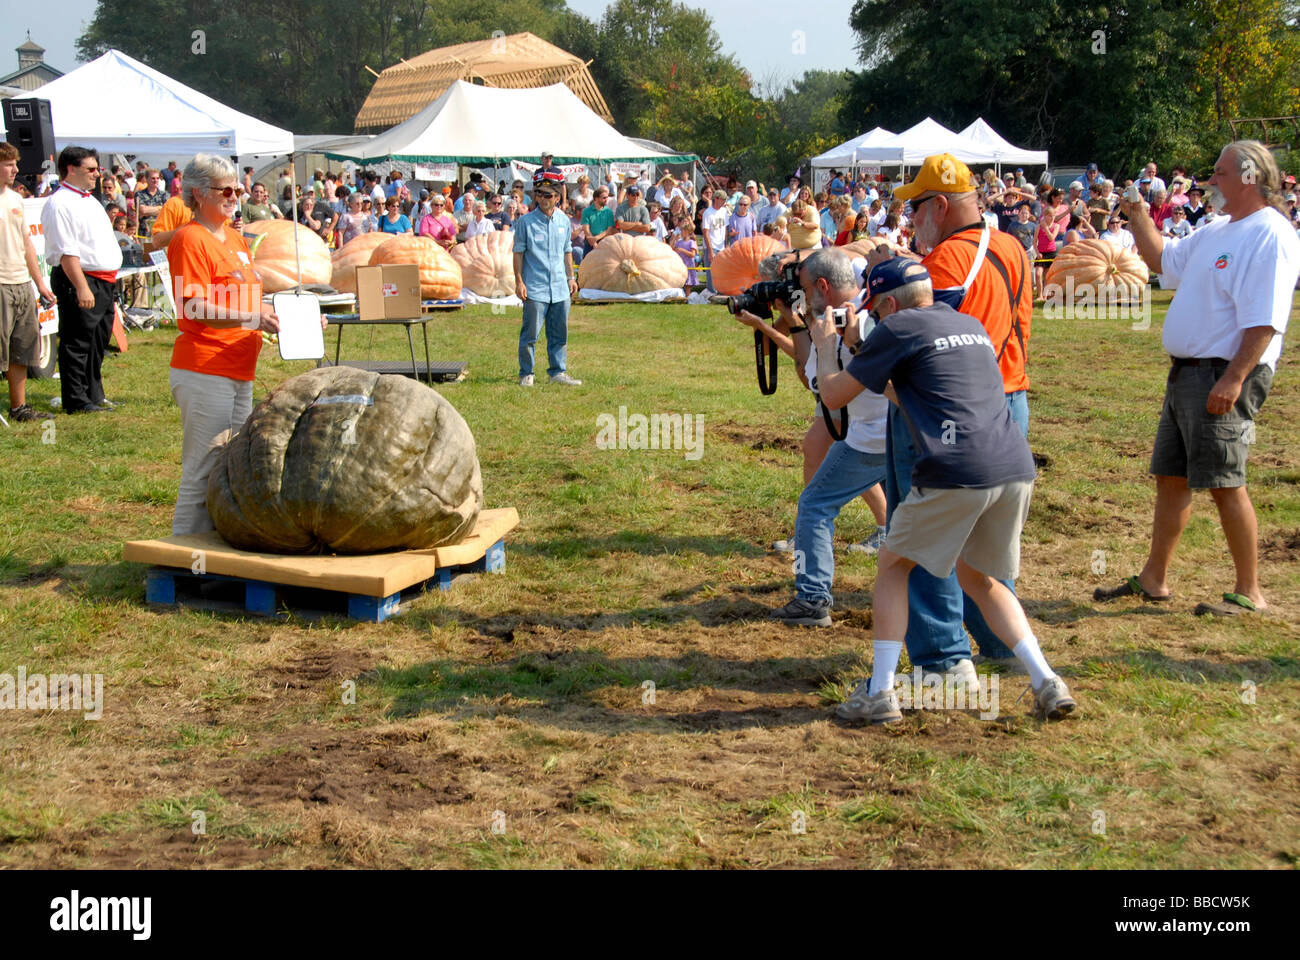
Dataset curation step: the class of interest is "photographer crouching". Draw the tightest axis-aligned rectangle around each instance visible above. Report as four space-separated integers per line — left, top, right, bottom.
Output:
732 252 889 556
811 258 1076 724
757 248 890 627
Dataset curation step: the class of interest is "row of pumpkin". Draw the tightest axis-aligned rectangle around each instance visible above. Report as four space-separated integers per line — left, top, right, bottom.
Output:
243 222 1148 301
239 220 809 299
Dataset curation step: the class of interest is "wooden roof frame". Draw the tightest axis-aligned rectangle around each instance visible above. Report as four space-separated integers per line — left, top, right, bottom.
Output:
356 32 612 132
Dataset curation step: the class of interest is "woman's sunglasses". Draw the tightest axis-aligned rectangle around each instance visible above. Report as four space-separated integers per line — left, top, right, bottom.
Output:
209 186 238 198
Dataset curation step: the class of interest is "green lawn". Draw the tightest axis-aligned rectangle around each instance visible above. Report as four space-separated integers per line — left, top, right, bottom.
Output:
0 290 1297 868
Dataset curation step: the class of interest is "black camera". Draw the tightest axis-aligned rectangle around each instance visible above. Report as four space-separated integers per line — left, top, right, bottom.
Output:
726 279 798 320
725 258 802 319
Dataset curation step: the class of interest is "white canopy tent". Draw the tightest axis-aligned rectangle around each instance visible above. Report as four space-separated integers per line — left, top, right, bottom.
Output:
809 127 903 170
959 118 1049 167
325 80 695 166
36 49 294 157
812 117 1049 180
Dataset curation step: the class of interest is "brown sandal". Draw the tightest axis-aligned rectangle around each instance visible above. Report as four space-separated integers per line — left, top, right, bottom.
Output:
1094 575 1172 603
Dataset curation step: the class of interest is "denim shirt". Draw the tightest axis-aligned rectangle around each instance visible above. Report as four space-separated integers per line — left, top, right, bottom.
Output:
513 207 573 302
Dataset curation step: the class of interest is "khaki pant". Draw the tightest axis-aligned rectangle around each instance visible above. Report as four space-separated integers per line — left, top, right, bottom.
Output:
169 366 253 536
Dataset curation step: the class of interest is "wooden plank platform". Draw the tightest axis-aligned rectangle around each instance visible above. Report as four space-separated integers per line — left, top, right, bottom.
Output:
123 507 518 622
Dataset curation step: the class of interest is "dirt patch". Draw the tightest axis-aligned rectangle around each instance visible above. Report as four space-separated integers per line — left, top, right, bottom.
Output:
713 421 801 453
266 650 375 690
1260 528 1300 562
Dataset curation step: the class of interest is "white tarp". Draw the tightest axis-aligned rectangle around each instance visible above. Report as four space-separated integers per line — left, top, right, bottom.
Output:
958 118 1049 167
325 81 694 165
37 49 294 157
810 127 902 170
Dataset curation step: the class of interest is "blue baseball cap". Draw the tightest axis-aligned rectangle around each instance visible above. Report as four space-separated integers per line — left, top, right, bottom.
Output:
866 257 930 304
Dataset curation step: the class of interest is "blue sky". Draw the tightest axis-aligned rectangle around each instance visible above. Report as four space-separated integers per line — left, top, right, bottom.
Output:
2 0 863 94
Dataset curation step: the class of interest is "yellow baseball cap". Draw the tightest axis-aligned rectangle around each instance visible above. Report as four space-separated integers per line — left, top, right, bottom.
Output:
893 153 975 201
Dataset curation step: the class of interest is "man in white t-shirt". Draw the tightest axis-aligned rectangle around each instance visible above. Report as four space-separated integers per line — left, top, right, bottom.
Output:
701 191 730 289
1096 140 1300 617
0 141 56 422
1100 212 1136 250
770 249 889 626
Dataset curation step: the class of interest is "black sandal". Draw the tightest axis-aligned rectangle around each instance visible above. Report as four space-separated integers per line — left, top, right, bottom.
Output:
1193 593 1258 617
1094 575 1172 603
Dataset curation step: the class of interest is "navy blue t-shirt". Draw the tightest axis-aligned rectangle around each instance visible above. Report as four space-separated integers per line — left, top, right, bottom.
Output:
846 302 1036 489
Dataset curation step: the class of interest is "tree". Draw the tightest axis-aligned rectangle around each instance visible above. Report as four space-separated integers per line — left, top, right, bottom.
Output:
838 0 1251 177
76 0 598 134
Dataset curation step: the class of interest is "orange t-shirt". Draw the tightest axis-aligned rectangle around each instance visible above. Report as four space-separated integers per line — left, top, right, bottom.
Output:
923 225 1033 393
168 221 263 381
153 196 193 237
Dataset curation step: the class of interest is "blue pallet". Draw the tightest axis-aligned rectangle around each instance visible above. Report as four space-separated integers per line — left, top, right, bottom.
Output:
143 538 506 622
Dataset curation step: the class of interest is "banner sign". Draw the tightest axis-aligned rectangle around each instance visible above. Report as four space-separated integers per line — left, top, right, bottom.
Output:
510 160 589 185
22 197 58 335
412 163 458 182
607 161 649 181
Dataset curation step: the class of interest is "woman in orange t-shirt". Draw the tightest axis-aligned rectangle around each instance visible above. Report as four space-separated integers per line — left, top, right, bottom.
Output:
167 154 278 536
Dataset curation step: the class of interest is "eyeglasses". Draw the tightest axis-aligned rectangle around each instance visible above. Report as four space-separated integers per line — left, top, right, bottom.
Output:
209 186 237 198
910 194 940 213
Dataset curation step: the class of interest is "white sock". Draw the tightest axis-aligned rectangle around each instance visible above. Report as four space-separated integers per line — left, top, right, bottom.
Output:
868 640 903 695
1012 634 1055 688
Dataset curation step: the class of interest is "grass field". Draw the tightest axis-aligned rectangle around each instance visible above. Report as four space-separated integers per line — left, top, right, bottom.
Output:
1 289 1298 869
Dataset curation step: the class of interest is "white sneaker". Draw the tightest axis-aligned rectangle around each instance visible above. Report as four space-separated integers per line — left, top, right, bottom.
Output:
925 658 977 690
847 526 887 555
518 375 534 387
549 372 582 386
771 536 795 553
836 680 902 724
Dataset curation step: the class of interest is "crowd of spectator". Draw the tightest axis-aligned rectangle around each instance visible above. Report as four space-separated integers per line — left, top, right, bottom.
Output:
16 155 1299 296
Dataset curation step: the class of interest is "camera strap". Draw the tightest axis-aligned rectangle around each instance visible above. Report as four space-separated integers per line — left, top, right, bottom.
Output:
818 341 849 442
754 329 778 395
951 226 1026 364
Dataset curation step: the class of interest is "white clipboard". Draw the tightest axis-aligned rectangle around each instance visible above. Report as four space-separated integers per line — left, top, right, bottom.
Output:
271 293 326 361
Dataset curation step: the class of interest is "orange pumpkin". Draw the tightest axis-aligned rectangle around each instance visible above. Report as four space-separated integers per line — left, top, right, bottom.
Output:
330 233 391 294
369 236 463 300
577 234 688 294
245 220 332 293
709 235 788 295
1044 238 1149 302
449 232 517 298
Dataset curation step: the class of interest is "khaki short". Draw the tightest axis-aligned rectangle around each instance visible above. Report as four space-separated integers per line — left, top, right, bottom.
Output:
0 281 39 372
885 480 1034 581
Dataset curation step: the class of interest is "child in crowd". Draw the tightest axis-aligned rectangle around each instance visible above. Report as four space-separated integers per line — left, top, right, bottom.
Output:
648 201 668 241
670 213 699 286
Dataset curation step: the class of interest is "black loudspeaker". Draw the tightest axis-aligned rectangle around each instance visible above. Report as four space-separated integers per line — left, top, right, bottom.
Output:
3 98 55 180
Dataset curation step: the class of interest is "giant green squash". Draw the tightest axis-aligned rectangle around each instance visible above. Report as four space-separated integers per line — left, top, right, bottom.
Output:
206 367 482 554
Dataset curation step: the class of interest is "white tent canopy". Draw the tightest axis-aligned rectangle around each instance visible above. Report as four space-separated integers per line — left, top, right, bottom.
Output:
37 49 294 157
958 118 1049 167
810 127 903 169
325 80 695 165
813 117 1049 170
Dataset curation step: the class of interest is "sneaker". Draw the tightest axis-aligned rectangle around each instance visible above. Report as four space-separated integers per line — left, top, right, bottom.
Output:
973 653 1027 675
847 526 888 555
924 657 977 690
549 372 582 386
7 404 38 423
836 680 902 724
1031 676 1076 720
768 596 832 627
771 536 795 553
518 375 534 387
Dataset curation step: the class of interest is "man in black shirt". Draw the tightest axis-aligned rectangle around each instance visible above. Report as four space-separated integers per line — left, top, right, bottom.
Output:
812 258 1077 725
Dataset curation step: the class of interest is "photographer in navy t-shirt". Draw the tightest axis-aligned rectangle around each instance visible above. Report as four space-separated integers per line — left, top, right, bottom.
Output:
810 258 1077 725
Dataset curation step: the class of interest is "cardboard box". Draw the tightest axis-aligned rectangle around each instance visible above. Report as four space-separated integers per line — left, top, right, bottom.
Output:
356 263 421 320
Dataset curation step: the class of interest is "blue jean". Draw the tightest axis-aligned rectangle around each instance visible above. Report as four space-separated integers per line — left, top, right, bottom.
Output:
794 441 888 605
884 390 1029 669
518 298 569 378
